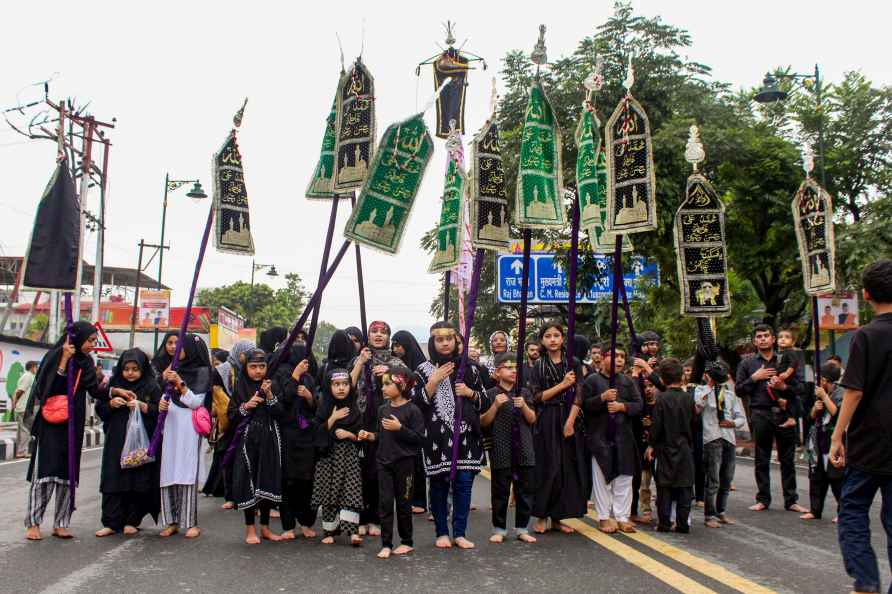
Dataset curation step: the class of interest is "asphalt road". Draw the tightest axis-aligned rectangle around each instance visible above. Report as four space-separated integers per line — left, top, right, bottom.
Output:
0 448 887 594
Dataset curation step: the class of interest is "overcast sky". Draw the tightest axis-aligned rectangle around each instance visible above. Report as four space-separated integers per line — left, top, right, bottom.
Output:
2 1 889 338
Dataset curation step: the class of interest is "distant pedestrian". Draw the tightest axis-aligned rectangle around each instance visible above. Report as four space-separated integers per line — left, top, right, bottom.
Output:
800 363 844 522
831 260 892 594
13 361 38 458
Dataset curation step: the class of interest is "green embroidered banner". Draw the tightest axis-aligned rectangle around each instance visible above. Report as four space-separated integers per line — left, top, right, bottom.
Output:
305 90 340 199
515 82 564 229
344 114 434 254
429 156 466 273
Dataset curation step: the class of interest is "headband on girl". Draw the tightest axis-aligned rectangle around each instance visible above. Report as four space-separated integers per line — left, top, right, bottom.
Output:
330 371 350 382
369 321 391 335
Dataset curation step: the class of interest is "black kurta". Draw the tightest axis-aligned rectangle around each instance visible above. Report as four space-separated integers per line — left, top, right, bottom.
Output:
527 356 590 520
230 392 284 510
275 368 318 482
649 388 695 488
582 371 643 483
99 384 161 494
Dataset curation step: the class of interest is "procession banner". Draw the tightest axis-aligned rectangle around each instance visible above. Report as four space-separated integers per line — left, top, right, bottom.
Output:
605 94 657 234
674 173 731 316
305 90 341 199
212 130 255 255
433 49 470 139
515 82 564 229
333 59 376 192
429 157 466 273
468 119 510 251
792 177 836 296
344 114 434 254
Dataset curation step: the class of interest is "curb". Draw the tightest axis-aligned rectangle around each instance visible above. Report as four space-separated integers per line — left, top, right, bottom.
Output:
0 426 104 461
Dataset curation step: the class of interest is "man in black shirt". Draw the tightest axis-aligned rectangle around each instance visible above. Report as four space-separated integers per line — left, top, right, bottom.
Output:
735 324 806 513
831 260 892 594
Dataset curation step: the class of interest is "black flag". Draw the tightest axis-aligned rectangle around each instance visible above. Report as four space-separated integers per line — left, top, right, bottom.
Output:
22 163 81 290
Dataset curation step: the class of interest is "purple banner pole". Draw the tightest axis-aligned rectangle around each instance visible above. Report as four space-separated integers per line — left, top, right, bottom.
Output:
307 197 340 349
147 201 215 458
565 190 580 412
223 239 352 466
813 295 825 451
449 249 485 481
607 236 622 441
63 293 77 513
443 271 452 324
512 230 533 480
350 193 368 340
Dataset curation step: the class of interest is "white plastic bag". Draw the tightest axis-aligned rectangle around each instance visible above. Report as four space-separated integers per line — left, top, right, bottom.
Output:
120 404 155 469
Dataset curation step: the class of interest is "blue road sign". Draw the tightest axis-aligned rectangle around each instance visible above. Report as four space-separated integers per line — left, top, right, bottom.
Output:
496 253 659 304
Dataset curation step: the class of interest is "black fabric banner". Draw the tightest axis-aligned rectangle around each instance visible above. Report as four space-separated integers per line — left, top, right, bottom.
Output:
333 59 376 192
433 49 470 139
213 131 255 255
468 119 510 250
22 163 81 291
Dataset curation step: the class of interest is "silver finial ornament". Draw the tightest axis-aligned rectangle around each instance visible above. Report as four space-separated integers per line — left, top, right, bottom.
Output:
685 125 705 171
531 24 547 66
623 56 635 93
444 21 456 47
584 55 605 94
446 119 461 155
802 144 815 177
489 77 498 117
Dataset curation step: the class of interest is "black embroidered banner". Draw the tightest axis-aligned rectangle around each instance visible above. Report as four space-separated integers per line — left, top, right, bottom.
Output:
333 59 376 192
792 177 836 295
674 174 730 316
433 49 470 139
605 95 657 234
22 163 81 290
468 119 510 251
213 131 255 255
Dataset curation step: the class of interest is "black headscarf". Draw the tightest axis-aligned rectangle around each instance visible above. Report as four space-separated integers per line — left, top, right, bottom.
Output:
28 321 100 417
427 321 459 366
109 348 158 397
259 326 288 355
326 330 355 370
172 333 212 404
344 327 364 351
233 348 267 407
392 330 427 370
151 331 179 374
572 334 591 362
315 368 363 443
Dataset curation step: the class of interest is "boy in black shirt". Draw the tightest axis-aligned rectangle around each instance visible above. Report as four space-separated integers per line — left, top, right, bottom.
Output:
831 260 892 594
481 353 537 543
359 363 424 559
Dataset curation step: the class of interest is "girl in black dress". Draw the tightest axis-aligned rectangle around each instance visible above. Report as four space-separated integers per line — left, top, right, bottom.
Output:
391 330 429 514
95 349 161 536
229 348 284 544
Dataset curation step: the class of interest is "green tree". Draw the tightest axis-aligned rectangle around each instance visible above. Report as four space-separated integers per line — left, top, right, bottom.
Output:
197 272 308 333
311 320 338 361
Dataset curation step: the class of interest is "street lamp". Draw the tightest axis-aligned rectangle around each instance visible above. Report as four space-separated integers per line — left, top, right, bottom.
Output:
249 260 278 326
155 174 208 350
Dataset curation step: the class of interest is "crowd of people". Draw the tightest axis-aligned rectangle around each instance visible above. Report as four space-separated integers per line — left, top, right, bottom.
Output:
17 259 892 591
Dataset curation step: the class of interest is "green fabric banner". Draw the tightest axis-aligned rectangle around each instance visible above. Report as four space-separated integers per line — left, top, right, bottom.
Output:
344 114 434 254
305 91 340 199
515 82 564 229
429 156 466 273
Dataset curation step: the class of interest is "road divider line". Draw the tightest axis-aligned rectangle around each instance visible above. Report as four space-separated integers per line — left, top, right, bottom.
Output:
584 512 777 594
562 518 718 594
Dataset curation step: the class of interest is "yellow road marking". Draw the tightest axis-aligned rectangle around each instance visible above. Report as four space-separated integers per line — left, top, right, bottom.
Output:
562 518 718 594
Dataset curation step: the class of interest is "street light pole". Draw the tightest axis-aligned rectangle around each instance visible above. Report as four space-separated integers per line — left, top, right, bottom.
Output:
249 260 277 328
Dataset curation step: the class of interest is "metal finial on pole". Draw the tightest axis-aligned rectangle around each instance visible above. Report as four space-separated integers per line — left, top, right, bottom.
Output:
685 125 705 172
623 55 635 93
802 144 815 178
233 98 248 128
531 24 547 69
444 20 456 47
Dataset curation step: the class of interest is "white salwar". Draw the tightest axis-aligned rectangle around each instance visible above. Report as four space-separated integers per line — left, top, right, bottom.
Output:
591 457 633 524
159 389 206 528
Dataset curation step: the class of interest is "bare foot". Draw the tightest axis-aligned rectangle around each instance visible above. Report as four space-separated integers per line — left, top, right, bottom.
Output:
95 527 115 537
617 522 637 533
52 528 73 539
350 534 363 546
25 526 42 541
245 526 260 545
533 519 547 534
411 506 426 514
426 514 434 522
489 533 504 543
367 524 381 537
393 544 414 555
260 526 283 542
377 547 392 559
221 501 235 510
435 535 452 548
517 533 537 543
800 512 817 520
717 514 736 525
786 504 808 513
280 530 296 541
598 520 616 534
184 527 201 539
358 525 367 536
159 525 179 537
269 509 280 518
321 536 334 544
748 502 768 512
301 526 317 538
123 525 139 535
634 514 652 524
704 518 722 528
832 516 838 524
454 536 475 549
557 522 574 534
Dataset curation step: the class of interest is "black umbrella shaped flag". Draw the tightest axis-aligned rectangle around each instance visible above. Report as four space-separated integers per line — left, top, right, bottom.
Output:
22 163 81 291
